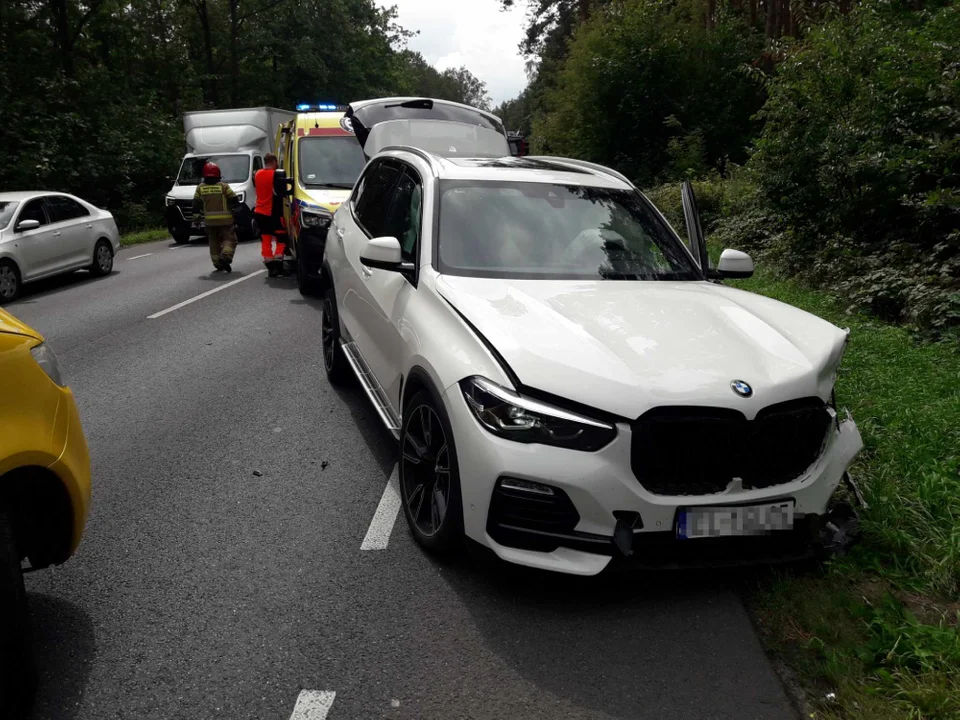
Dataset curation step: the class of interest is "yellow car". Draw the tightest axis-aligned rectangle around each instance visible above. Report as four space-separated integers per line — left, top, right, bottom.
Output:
0 308 91 716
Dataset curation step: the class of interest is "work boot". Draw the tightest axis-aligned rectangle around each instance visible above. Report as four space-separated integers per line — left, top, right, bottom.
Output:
221 260 232 273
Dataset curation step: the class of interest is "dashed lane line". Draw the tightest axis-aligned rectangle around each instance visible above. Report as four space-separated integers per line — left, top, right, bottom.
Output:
126 253 154 260
146 269 266 319
289 690 336 720
360 464 401 551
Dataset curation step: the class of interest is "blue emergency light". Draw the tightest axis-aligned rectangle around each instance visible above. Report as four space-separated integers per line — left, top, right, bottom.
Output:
296 103 345 112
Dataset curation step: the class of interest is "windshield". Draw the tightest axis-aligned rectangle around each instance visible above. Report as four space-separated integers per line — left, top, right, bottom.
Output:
177 155 251 185
298 137 367 189
437 181 700 281
0 201 19 229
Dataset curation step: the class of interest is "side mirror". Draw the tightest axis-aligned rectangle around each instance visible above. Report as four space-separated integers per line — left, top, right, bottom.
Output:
16 219 40 232
360 236 412 273
716 249 755 279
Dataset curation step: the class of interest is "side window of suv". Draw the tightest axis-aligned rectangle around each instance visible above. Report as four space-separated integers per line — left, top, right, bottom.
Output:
381 167 423 265
18 199 48 228
354 161 401 238
45 195 89 223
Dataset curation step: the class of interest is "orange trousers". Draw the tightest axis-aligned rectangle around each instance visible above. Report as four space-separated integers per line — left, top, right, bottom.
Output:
261 234 286 260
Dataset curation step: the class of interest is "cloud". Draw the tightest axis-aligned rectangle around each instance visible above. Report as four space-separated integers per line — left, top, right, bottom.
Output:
381 0 529 106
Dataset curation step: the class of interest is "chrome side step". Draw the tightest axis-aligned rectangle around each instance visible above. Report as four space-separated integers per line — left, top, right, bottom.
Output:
341 340 401 439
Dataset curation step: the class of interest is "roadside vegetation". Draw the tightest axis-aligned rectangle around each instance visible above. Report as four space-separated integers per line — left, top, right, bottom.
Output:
497 0 959 715
0 0 492 235
120 229 170 247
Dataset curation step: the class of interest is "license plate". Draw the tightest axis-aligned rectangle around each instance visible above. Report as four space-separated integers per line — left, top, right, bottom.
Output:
677 501 795 539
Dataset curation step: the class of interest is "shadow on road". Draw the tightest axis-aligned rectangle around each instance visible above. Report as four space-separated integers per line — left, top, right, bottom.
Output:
10 270 120 306
27 593 96 720
429 549 795 719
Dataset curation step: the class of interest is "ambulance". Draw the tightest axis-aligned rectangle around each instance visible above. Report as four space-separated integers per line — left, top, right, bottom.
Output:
274 104 367 295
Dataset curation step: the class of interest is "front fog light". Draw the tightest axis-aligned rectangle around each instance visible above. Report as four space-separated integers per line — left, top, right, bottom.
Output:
31 343 64 386
460 376 616 452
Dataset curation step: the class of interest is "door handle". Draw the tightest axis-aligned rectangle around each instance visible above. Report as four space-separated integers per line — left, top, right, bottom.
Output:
336 227 345 245
52 232 62 237
85 224 93 229
361 265 372 278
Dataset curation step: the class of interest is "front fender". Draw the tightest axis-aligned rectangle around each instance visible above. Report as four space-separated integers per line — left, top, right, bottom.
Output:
402 269 515 402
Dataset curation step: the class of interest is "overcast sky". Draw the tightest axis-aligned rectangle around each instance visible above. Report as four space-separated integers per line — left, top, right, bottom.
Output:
380 0 530 107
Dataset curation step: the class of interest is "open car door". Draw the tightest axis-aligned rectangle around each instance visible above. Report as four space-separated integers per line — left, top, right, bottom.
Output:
344 97 510 159
681 180 710 274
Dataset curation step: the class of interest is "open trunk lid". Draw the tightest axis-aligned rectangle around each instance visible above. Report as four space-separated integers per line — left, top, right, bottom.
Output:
345 97 509 159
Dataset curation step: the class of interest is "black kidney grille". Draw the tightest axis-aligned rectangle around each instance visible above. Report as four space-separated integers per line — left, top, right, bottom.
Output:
631 399 831 496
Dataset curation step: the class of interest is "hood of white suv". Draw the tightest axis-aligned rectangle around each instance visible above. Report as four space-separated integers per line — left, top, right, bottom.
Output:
436 276 848 420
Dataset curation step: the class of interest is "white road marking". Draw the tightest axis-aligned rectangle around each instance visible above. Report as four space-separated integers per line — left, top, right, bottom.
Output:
147 270 266 319
361 464 401 551
126 253 154 260
169 244 185 249
289 690 336 720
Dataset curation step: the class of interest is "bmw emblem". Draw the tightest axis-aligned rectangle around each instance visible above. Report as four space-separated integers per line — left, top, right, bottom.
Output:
731 380 753 398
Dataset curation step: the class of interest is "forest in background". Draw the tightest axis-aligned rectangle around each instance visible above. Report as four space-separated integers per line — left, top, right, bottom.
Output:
0 0 490 230
494 0 959 336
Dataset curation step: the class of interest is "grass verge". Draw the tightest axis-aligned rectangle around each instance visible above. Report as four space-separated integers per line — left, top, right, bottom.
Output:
120 228 169 246
728 267 960 719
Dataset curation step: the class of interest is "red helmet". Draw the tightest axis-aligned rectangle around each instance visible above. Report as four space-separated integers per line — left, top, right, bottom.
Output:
202 162 221 179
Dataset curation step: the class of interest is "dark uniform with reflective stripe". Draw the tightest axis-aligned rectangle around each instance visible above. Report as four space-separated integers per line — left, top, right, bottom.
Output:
193 181 239 269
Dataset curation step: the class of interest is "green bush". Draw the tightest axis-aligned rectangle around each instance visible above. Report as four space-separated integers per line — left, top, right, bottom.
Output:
749 1 960 334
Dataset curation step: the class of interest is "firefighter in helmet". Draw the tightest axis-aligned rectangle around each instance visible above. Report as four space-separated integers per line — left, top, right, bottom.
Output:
193 162 240 272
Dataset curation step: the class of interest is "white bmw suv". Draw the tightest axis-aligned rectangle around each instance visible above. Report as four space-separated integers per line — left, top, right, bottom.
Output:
321 98 863 576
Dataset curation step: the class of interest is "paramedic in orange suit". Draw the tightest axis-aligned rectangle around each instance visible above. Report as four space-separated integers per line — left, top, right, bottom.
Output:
254 153 285 263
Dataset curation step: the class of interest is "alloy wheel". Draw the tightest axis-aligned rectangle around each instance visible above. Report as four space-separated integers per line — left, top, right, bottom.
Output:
401 404 451 538
0 266 17 299
97 244 113 273
321 298 336 371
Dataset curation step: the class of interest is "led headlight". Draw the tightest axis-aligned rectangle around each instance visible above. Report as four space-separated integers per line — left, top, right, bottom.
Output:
301 208 333 229
459 376 616 452
31 343 64 386
165 196 176 206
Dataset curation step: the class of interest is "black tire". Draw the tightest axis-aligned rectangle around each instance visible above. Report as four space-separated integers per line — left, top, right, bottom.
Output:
0 261 21 304
89 239 114 277
321 288 351 386
173 232 191 245
0 502 38 718
296 240 322 297
399 389 464 556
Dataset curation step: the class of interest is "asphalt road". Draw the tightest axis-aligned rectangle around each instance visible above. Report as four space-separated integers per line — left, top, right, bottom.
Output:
11 238 798 720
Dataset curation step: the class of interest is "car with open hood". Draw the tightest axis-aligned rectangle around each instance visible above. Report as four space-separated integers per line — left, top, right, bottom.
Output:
318 97 863 575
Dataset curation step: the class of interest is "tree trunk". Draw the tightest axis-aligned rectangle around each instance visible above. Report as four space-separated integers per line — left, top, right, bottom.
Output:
229 0 240 106
48 0 74 76
578 0 589 24
706 0 716 29
782 0 792 36
195 0 218 106
765 0 780 39
749 0 758 26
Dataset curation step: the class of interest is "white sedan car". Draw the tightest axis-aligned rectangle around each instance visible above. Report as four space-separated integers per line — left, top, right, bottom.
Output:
0 191 120 303
321 98 863 575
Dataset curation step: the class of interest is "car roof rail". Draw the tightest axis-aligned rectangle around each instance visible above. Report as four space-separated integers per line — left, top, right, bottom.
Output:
525 156 635 188
378 145 442 176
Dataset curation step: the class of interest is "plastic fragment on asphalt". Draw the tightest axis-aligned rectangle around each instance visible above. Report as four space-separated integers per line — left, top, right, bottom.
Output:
289 690 336 720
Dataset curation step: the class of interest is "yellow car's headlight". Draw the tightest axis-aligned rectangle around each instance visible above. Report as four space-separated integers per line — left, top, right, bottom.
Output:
31 343 64 386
